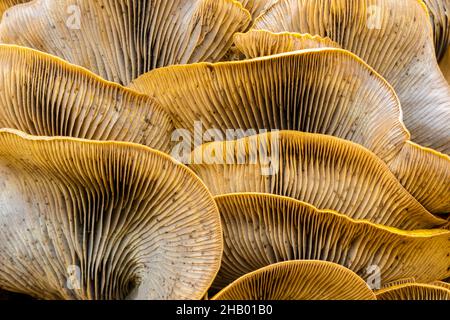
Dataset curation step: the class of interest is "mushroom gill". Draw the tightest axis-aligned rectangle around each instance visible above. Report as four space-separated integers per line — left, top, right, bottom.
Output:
212 193 450 291
376 283 450 300
234 30 341 58
0 129 223 300
424 0 450 84
130 49 450 214
212 261 376 300
0 0 251 85
0 0 447 302
440 47 450 83
423 0 450 62
0 44 174 153
0 0 28 19
430 281 450 290
131 49 407 164
189 131 447 229
251 0 450 155
387 141 450 214
235 0 277 20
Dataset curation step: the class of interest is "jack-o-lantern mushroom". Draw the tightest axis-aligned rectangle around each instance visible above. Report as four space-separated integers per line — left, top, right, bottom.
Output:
249 0 450 155
376 283 450 300
211 193 450 291
212 260 377 300
0 129 223 300
130 49 450 215
0 0 251 85
0 44 175 153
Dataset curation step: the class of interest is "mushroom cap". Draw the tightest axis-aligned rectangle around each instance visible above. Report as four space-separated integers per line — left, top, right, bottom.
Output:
234 30 341 58
212 193 450 290
0 0 251 85
0 44 174 153
252 0 450 155
130 49 450 214
190 131 446 229
388 141 450 214
376 283 450 300
131 49 407 164
212 260 376 300
0 129 223 300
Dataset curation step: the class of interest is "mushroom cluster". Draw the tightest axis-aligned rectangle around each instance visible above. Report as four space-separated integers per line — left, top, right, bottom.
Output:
0 0 448 301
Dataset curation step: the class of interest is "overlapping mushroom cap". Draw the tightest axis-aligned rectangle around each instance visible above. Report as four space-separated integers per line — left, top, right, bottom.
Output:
190 131 446 229
130 49 450 214
0 129 223 300
212 260 376 300
212 193 450 291
234 30 341 58
0 0 251 85
250 0 450 155
376 282 450 300
387 142 450 214
131 49 407 162
0 0 447 302
431 281 450 290
0 44 174 153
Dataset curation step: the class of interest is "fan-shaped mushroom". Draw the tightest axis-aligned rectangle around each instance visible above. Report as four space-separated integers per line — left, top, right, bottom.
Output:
130 49 450 214
0 128 223 300
190 131 446 229
0 44 174 153
212 193 450 290
212 260 376 300
0 0 251 85
376 283 450 300
250 0 450 155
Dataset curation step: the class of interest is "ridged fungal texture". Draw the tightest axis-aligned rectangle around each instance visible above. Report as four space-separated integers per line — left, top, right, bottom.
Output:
0 0 449 301
0 129 223 299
